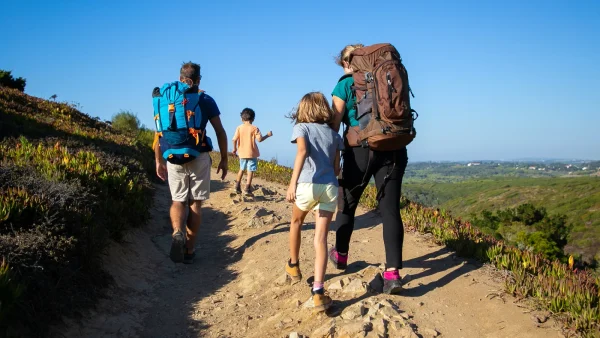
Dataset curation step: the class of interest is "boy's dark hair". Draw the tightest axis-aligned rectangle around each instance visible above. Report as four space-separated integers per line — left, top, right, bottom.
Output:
180 62 201 84
240 108 255 122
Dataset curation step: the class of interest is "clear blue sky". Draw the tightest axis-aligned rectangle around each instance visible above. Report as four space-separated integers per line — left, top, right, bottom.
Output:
1 0 599 166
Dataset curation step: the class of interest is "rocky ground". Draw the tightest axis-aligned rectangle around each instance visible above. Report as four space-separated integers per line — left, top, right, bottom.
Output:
58 170 562 338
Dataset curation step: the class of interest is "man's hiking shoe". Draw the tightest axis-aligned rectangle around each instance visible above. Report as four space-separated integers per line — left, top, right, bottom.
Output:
183 251 196 264
310 289 333 312
285 259 302 283
169 231 185 263
328 247 348 270
244 187 254 197
382 271 403 294
235 185 242 194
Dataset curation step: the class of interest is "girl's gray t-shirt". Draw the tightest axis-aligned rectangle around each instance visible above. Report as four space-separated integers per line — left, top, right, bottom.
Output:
290 123 344 186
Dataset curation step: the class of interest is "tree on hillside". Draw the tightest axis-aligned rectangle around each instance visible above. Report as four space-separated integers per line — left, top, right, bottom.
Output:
111 110 141 135
49 94 57 101
0 70 26 92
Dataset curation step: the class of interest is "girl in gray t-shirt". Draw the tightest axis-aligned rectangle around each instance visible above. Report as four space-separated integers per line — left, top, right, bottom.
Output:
284 92 344 312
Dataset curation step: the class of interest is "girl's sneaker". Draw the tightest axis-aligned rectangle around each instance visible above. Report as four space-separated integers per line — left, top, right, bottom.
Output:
328 247 348 270
310 288 332 312
382 270 403 294
285 259 302 283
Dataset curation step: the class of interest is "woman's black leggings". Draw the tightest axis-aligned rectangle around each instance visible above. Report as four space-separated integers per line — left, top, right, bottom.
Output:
335 146 408 269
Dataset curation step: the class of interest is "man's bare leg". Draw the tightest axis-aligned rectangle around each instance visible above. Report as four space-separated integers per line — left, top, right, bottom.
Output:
186 200 202 254
169 201 187 262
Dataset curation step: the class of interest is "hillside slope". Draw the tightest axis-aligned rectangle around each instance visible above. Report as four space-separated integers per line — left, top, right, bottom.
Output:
0 87 154 336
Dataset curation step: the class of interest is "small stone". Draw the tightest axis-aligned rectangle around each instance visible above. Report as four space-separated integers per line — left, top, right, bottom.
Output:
342 277 351 285
235 293 243 299
367 303 383 316
293 299 302 307
302 297 315 309
275 274 289 286
419 302 425 306
532 313 549 324
341 303 365 320
343 279 366 294
380 306 401 320
364 333 383 338
373 318 386 334
389 320 406 331
399 312 411 320
329 279 345 290
397 327 419 338
289 332 300 338
378 299 397 308
420 327 440 337
339 322 365 335
312 320 336 338
237 303 246 307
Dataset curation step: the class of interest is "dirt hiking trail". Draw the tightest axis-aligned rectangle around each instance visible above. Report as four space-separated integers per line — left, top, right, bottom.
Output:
58 170 563 338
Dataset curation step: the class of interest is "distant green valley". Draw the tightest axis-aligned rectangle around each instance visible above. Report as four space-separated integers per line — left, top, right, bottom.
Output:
402 161 600 264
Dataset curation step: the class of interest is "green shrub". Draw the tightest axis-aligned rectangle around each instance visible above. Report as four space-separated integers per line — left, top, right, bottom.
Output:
0 87 154 336
0 70 26 92
111 110 141 136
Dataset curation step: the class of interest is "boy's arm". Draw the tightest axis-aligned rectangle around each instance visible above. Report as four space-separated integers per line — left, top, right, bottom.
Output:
287 136 307 202
209 116 228 180
257 130 273 142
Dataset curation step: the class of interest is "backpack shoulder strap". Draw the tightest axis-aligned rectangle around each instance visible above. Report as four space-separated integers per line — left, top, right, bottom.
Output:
338 73 352 83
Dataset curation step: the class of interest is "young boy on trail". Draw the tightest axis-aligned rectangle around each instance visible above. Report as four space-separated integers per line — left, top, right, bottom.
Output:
285 92 344 312
232 108 273 195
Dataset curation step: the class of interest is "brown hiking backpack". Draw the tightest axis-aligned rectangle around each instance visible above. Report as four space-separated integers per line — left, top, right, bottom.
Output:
345 43 418 151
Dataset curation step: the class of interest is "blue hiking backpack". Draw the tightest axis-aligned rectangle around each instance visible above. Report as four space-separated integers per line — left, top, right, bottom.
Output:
152 81 213 164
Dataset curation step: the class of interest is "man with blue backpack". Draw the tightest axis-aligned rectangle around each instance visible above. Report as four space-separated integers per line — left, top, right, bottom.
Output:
153 61 228 264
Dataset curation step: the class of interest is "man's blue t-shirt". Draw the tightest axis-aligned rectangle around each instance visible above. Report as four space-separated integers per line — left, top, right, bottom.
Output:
197 92 220 129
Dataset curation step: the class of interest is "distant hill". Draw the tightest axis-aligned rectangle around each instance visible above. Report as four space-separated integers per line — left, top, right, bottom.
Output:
403 176 600 262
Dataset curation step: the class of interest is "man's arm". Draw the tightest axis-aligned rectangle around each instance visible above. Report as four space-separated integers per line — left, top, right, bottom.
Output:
209 116 228 180
154 135 167 181
232 128 239 156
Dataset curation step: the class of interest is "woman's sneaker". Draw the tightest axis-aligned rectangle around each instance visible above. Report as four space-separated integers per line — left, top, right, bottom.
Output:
382 270 403 294
169 231 185 263
328 247 348 270
310 288 333 312
285 259 302 283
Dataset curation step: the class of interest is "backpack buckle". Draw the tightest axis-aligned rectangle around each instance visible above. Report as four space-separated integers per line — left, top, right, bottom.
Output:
168 103 175 113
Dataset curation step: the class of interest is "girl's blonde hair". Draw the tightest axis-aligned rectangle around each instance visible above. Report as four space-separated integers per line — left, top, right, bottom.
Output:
335 43 364 67
288 92 333 124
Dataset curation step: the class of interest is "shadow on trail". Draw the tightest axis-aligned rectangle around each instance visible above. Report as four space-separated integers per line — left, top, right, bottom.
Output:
140 184 242 337
400 247 480 298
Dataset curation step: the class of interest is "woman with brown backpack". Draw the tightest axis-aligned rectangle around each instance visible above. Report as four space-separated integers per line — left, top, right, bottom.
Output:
328 43 413 295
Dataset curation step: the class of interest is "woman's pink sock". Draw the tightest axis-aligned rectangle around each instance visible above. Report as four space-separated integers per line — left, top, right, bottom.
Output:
313 281 324 291
383 270 400 280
